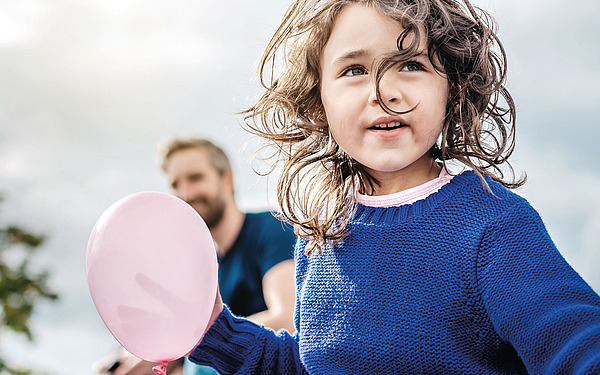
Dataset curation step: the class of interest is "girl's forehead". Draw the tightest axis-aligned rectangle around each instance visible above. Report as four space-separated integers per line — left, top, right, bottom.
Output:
323 3 426 55
331 1 410 24
329 4 402 37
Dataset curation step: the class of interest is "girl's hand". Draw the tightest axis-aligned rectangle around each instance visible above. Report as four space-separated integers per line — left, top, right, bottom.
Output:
185 286 224 357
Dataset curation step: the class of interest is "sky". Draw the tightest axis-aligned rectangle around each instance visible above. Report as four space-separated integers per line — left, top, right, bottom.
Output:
0 0 598 373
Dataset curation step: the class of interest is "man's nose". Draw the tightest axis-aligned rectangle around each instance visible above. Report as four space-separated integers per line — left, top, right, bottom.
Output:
174 183 190 202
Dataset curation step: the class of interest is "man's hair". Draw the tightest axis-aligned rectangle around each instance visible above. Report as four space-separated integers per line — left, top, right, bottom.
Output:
159 137 231 176
243 0 525 255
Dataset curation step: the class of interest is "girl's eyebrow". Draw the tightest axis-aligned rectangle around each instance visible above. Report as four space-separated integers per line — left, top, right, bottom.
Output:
329 49 433 76
332 49 430 67
331 49 369 67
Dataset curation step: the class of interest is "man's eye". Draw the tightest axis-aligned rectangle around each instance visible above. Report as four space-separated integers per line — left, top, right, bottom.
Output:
400 61 425 72
190 174 203 182
343 66 367 76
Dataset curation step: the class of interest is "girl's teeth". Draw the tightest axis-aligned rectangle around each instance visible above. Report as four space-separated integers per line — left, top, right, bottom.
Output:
376 122 401 129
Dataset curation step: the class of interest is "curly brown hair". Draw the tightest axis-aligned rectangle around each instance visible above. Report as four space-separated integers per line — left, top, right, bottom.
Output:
244 0 525 255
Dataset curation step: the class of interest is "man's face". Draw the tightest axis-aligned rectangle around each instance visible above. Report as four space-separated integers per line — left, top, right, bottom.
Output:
164 148 229 228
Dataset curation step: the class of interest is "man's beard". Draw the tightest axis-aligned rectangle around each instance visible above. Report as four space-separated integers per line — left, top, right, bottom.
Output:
189 196 226 228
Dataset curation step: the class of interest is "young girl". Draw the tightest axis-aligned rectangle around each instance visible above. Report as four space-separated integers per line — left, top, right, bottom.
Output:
187 0 600 373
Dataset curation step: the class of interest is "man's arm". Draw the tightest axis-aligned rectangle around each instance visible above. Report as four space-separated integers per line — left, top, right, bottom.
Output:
247 259 295 332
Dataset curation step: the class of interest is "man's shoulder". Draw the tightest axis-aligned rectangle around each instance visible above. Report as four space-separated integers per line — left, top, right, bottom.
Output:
242 211 295 241
236 211 295 262
245 210 275 219
244 211 287 227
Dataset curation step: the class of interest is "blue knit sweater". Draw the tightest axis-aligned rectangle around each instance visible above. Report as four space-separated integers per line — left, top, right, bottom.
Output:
189 171 600 374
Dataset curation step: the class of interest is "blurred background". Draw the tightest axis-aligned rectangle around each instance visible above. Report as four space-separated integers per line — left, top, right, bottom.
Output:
0 0 598 373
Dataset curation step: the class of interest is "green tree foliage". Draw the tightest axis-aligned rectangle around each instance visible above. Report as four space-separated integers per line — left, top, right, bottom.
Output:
0 197 59 375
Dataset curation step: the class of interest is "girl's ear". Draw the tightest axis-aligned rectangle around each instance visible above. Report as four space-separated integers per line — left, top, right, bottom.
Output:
309 106 328 127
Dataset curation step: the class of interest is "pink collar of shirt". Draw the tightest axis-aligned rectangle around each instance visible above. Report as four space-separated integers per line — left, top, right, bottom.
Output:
356 168 454 208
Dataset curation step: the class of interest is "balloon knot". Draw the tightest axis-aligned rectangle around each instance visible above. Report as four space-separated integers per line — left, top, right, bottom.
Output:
152 361 168 375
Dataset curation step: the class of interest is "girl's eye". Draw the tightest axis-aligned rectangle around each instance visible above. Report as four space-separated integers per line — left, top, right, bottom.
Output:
342 66 367 76
400 61 425 72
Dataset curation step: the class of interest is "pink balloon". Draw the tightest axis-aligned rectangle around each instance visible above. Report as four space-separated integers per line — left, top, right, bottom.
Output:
86 191 218 363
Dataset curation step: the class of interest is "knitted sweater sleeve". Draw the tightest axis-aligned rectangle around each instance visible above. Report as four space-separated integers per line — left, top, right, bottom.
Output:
477 199 600 374
188 305 307 375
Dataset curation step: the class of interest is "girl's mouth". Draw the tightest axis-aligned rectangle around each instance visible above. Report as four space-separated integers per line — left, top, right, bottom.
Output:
369 121 406 130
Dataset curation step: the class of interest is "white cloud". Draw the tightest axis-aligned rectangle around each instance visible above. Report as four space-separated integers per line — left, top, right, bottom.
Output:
0 1 288 373
0 0 48 44
1 0 599 373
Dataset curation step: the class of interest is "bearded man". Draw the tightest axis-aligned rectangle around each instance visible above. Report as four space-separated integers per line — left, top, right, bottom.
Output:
160 137 296 329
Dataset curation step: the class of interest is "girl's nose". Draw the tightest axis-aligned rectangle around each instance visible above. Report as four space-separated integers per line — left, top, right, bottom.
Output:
368 76 401 108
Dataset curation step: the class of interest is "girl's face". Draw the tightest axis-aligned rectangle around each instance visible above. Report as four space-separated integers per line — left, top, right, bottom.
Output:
320 3 448 195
